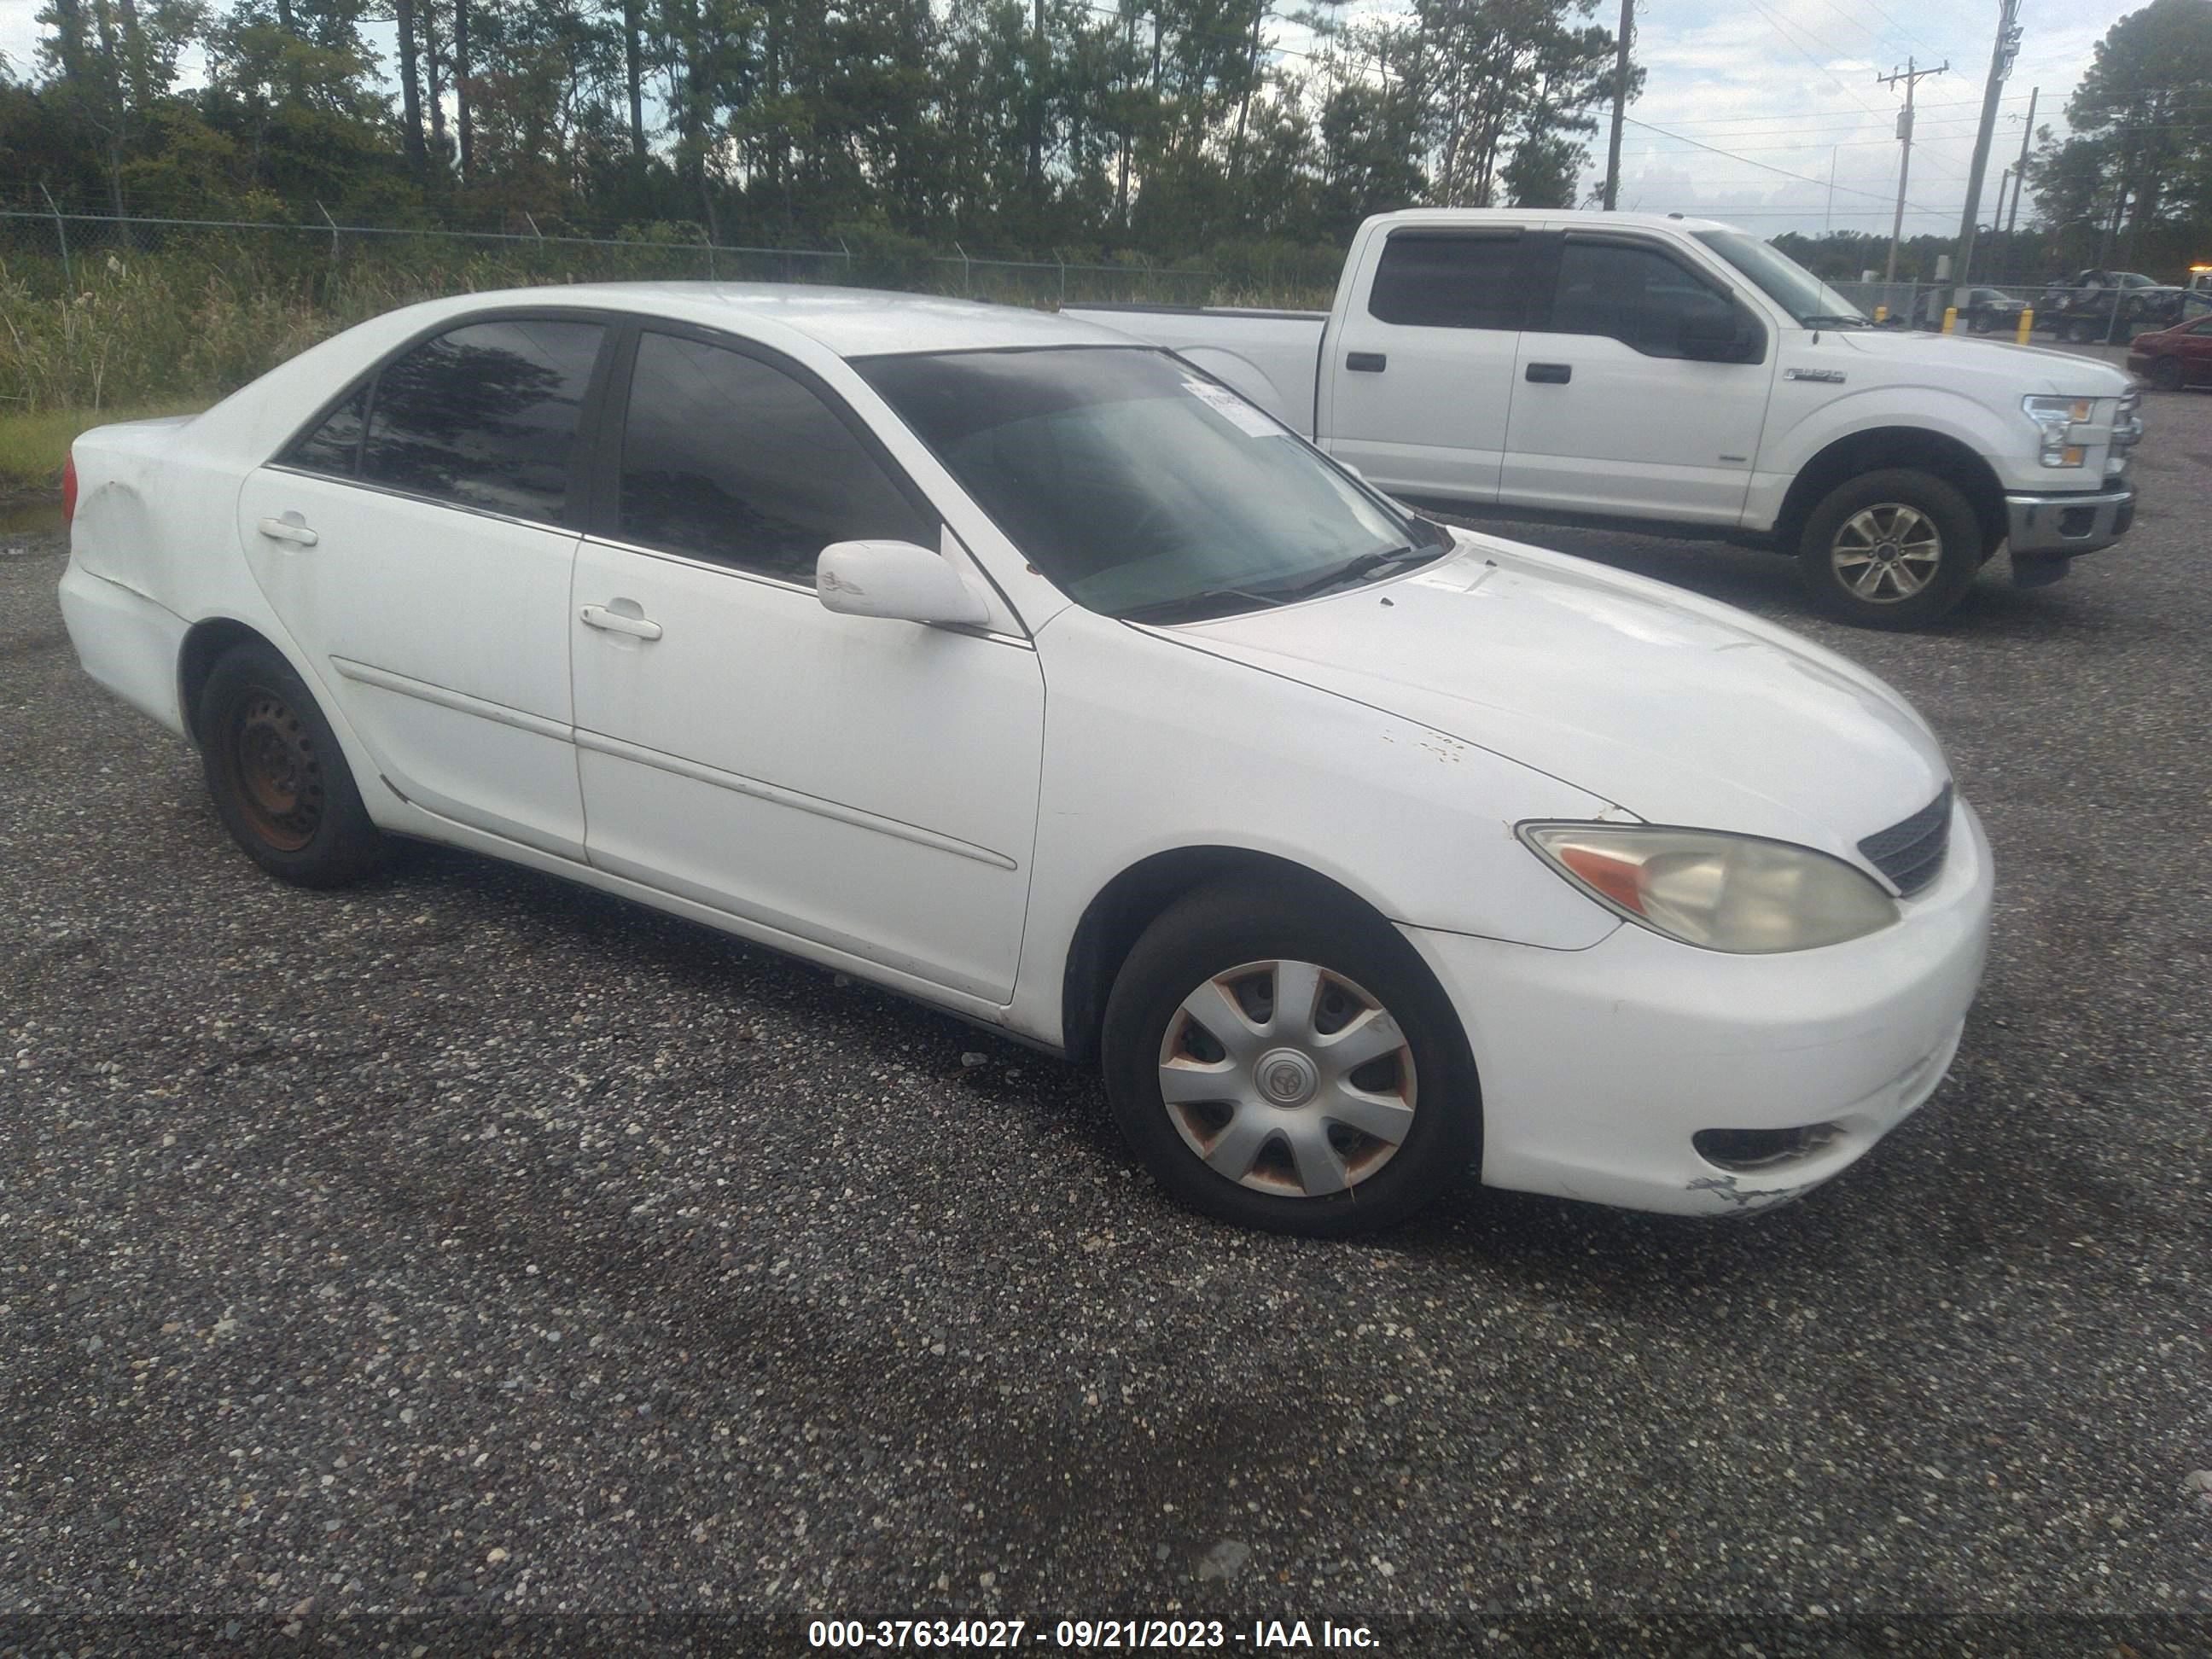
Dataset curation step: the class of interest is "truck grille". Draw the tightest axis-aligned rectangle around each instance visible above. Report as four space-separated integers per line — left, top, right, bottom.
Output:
1858 785 1953 897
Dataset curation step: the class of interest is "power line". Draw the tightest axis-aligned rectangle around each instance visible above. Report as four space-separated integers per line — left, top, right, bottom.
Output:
1621 115 1945 213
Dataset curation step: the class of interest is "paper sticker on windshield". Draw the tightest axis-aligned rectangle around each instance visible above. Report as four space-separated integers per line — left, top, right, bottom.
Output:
1182 378 1284 437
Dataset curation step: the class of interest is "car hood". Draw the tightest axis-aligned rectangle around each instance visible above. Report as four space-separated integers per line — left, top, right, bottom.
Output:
1832 326 2135 393
1159 534 1950 867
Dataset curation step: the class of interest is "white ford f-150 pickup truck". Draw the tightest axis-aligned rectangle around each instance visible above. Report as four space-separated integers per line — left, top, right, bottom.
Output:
1067 209 2142 626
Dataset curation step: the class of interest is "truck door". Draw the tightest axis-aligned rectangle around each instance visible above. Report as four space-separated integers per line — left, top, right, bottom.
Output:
1318 226 1536 506
1501 230 1776 525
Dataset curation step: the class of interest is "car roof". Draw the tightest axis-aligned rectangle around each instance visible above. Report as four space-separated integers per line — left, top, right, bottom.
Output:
456 282 1136 358
1371 207 1742 235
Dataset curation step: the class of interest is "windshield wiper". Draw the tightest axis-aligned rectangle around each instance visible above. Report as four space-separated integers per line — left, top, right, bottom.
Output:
1800 312 1869 329
1275 543 1445 601
1117 585 1288 624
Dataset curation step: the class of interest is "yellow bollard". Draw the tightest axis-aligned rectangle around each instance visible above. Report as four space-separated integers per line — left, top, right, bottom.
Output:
1941 306 1959 334
1874 304 1888 323
2017 306 2034 345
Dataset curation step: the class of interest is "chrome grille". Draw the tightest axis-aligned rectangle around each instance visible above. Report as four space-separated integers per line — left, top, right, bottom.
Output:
1859 784 1953 898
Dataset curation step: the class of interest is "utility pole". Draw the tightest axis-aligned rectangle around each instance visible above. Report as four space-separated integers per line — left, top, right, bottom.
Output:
2004 85 2037 282
1951 0 2023 301
1825 145 1837 235
1879 56 1947 282
1602 0 1633 209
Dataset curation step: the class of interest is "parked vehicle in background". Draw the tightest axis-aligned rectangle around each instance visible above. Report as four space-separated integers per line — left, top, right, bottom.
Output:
2038 270 2188 341
2127 314 2212 391
1895 287 2026 334
1068 211 2143 627
60 284 1995 1235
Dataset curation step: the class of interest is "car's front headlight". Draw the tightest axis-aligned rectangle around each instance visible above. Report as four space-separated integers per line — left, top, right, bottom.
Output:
2022 394 2097 468
1519 824 1900 953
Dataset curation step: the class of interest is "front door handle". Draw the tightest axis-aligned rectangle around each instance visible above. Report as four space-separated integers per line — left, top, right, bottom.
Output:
1346 352 1388 373
256 515 319 546
579 603 663 641
1524 362 1572 384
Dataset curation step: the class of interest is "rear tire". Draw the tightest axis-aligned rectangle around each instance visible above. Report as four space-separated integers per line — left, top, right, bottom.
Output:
1101 874 1480 1237
1796 469 1982 629
198 642 387 888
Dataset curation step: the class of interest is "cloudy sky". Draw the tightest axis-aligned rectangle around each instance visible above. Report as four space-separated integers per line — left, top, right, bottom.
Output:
0 0 2138 238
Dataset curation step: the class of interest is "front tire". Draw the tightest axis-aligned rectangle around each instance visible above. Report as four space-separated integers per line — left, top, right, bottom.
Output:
198 642 387 888
2148 356 2185 392
1796 469 1983 629
1101 875 1480 1236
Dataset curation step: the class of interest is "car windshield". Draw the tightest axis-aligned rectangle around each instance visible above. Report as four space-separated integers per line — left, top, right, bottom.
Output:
1694 230 1868 326
855 346 1441 621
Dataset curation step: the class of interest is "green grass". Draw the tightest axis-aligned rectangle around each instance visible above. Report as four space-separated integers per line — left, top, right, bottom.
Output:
0 400 207 498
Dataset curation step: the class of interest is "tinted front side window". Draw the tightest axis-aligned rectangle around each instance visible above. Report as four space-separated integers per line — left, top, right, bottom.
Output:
617 332 934 581
285 386 366 476
359 318 603 520
1546 242 1727 358
1367 233 1524 330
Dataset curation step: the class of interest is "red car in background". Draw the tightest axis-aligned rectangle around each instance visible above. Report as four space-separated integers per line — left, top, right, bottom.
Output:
2128 314 2212 391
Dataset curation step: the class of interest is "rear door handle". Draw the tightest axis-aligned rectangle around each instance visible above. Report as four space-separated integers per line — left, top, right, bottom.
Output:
579 604 663 641
1524 362 1572 384
1346 352 1388 373
256 515 319 546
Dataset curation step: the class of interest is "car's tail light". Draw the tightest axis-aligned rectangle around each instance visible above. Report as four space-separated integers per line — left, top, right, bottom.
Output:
61 453 79 529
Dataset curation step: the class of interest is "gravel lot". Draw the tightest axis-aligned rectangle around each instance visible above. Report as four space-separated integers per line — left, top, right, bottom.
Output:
3 391 2208 1653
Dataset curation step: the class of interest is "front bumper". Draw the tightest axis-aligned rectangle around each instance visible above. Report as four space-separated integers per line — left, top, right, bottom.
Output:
2005 484 2136 557
1402 795 1994 1218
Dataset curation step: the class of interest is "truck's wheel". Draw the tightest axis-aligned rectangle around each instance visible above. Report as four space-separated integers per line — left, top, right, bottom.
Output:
1796 469 1982 628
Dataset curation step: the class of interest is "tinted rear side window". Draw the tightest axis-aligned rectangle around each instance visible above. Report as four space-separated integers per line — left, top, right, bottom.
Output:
616 331 934 581
359 318 604 520
1367 233 1525 330
285 386 366 476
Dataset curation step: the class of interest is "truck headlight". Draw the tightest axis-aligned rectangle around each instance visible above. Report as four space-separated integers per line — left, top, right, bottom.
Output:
2022 394 2094 468
1519 824 1900 953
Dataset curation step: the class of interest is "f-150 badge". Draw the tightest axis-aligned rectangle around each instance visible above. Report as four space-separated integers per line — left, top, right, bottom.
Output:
1785 368 1848 383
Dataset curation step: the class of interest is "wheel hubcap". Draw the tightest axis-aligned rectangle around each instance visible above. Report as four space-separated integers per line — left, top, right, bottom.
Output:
1157 958 1418 1199
228 690 323 852
1831 503 1943 602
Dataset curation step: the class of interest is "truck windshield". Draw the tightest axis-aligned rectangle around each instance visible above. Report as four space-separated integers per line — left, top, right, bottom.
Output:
1695 230 1868 327
855 346 1445 622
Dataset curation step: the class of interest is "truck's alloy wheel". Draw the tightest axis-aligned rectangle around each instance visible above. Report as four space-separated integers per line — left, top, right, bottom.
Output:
1102 875 1480 1236
1797 469 1982 629
199 642 388 888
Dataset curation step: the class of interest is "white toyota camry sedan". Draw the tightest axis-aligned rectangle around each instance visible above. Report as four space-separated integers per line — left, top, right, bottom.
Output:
59 284 1993 1234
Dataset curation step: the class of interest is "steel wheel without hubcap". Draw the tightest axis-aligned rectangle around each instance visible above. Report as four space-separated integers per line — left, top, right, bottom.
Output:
224 689 324 853
1157 958 1417 1198
1830 503 1943 604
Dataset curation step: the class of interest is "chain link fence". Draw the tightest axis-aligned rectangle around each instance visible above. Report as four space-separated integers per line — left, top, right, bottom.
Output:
0 209 1239 414
0 207 1225 306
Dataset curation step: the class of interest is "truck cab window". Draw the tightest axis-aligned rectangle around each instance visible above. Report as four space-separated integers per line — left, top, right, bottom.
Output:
1545 242 1730 359
1366 232 1525 331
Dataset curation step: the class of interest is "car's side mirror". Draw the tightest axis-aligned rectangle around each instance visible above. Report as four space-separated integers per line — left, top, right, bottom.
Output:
817 539 991 627
1679 296 1761 363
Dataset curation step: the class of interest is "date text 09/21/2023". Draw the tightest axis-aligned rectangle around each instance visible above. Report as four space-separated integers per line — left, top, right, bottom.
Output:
806 1617 1382 1649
